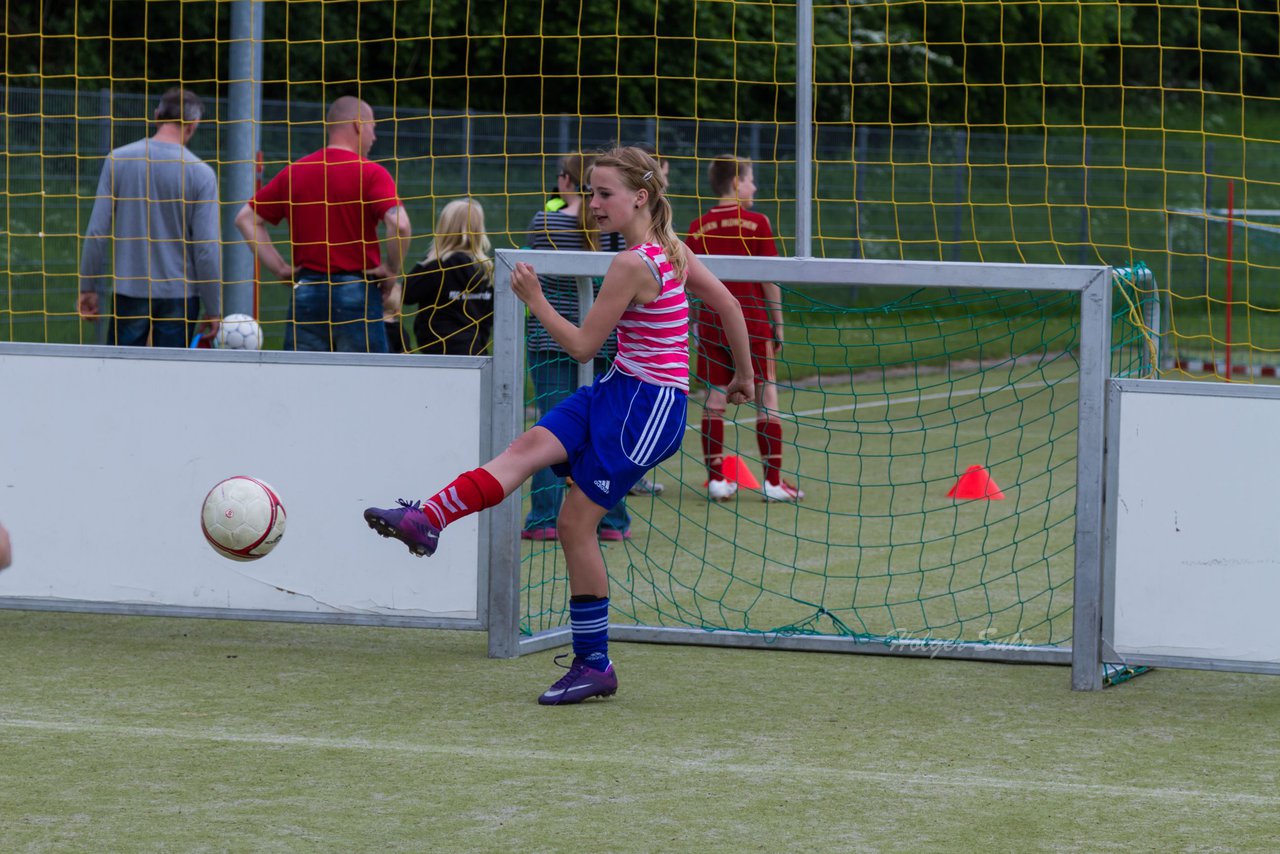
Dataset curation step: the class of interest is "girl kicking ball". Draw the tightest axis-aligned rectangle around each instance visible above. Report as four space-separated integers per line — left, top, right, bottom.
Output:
364 146 754 705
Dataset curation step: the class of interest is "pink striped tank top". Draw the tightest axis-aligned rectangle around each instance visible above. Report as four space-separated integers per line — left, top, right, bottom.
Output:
613 242 690 392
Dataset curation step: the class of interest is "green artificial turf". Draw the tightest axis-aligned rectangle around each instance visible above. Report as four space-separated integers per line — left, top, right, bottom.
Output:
1 610 1276 852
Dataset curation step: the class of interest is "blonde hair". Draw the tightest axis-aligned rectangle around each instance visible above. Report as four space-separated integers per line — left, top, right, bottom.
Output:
557 152 600 251
589 146 687 280
425 198 493 278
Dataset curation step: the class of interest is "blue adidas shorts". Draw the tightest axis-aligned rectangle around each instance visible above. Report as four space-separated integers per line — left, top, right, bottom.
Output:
538 365 688 510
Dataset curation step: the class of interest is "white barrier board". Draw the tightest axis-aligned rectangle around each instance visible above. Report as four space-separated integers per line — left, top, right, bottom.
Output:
0 345 487 625
1106 379 1280 670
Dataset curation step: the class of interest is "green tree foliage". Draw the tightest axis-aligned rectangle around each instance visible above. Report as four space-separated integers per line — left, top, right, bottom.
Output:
813 1 1131 126
3 0 1275 127
5 1 227 93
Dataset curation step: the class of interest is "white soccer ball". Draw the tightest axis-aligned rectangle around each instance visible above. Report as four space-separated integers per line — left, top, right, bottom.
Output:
215 314 264 350
200 476 287 561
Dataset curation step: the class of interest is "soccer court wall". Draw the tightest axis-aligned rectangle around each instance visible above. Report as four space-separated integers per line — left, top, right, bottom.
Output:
1104 379 1280 677
0 343 495 628
7 258 1271 690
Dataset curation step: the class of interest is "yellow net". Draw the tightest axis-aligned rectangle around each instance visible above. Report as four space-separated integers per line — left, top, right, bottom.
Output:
1 0 1277 373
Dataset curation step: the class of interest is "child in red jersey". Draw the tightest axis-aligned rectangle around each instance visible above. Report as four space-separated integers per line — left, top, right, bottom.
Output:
687 156 804 502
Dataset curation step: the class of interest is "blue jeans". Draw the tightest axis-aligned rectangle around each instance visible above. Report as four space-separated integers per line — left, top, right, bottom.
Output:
108 293 200 348
524 350 631 534
285 273 389 353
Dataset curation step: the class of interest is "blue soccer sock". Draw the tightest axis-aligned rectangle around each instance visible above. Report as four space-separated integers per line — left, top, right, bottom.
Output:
569 595 610 670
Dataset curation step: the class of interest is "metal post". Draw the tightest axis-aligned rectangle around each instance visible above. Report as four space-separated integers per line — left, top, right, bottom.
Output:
1163 213 1174 372
558 114 570 156
794 0 814 258
464 109 473 162
951 129 965 261
576 276 594 388
1202 143 1214 297
487 250 526 658
1079 133 1091 266
1150 283 1164 374
223 0 264 317
852 124 867 262
1071 268 1113 690
90 87 114 344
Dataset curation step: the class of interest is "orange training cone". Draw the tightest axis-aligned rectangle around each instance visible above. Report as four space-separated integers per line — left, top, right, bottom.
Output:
723 455 761 489
703 455 763 489
947 465 1005 500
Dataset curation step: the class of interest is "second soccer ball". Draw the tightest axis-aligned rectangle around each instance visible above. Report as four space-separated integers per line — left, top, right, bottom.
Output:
216 313 264 350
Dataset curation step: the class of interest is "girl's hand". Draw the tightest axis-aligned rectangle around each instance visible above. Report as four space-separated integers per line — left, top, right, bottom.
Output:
725 373 755 406
510 262 544 307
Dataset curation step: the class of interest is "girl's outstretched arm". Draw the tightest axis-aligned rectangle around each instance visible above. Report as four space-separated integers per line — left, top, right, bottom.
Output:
510 253 647 362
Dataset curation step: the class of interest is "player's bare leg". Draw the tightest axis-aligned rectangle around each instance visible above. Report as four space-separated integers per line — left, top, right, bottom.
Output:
755 352 804 503
365 427 568 556
482 426 568 495
558 484 610 597
702 387 737 501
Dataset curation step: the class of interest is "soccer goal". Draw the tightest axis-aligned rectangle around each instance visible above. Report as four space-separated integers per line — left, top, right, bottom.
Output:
487 249 1123 690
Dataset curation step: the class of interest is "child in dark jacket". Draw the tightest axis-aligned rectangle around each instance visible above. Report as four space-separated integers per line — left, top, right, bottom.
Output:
402 198 494 355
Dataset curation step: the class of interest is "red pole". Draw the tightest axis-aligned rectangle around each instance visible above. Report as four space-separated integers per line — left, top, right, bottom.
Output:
1225 180 1234 381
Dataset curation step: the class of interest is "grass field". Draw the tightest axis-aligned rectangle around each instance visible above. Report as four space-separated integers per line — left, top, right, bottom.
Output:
1 610 1277 852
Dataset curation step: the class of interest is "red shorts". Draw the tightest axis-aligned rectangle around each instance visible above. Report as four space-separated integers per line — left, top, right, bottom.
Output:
694 332 775 391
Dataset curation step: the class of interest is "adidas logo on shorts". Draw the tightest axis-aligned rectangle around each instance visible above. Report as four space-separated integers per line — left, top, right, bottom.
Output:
594 479 611 494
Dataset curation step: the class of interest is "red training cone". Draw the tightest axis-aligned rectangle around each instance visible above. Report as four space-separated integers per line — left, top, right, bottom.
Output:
947 465 1005 500
702 454 763 489
723 455 761 490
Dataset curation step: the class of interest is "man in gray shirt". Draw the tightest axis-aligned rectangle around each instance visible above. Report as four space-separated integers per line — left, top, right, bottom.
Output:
78 88 222 347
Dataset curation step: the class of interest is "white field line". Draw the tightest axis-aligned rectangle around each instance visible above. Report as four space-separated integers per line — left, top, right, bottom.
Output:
723 378 1073 426
3 715 1275 808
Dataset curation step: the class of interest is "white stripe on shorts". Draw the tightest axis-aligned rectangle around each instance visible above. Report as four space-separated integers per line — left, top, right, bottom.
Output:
629 385 676 466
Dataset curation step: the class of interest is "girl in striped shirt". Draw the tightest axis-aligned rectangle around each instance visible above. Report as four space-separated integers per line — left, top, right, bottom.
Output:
364 146 754 705
520 152 632 541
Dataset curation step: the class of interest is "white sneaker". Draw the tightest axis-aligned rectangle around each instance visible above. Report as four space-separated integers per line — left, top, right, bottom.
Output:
708 479 738 501
762 480 805 503
628 477 665 497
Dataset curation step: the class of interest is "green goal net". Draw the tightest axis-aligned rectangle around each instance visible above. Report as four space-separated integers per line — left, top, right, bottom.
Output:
521 269 1152 653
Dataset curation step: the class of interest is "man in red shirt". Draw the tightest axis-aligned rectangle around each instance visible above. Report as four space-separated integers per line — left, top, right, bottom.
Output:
687 155 804 502
235 96 412 352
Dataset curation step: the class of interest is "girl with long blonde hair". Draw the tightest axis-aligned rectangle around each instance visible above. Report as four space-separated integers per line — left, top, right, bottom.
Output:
366 147 754 705
520 153 633 541
400 197 494 355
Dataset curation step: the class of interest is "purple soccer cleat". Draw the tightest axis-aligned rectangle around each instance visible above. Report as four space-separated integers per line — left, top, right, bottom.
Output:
537 654 619 706
363 499 440 557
